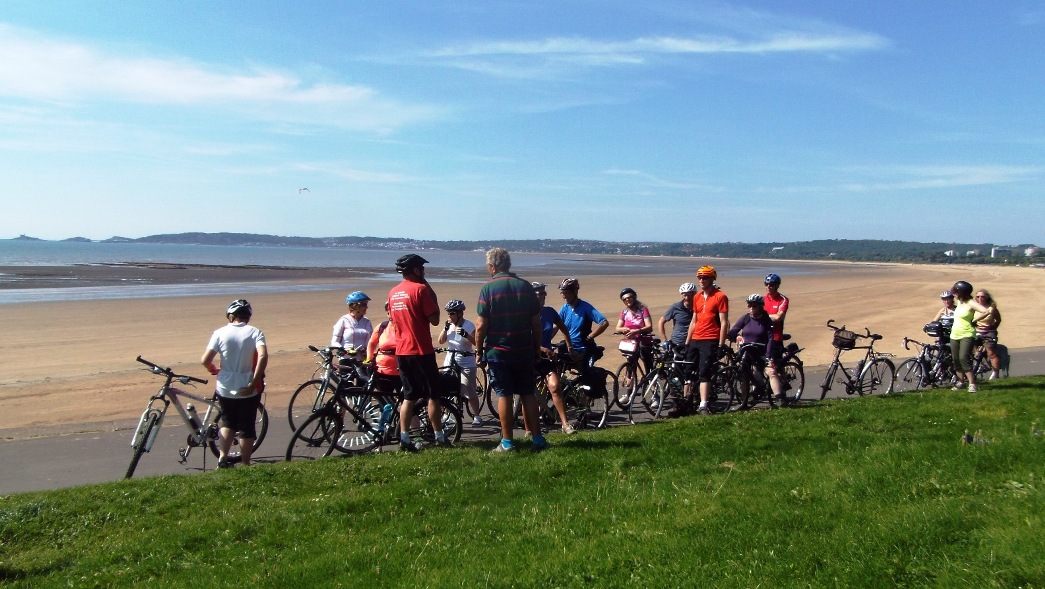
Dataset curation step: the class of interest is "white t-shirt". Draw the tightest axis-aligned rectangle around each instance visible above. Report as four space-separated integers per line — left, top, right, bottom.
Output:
443 318 477 369
207 322 266 398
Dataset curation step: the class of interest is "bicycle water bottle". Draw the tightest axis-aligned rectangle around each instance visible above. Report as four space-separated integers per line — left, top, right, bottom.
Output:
855 359 866 377
378 403 393 434
185 403 202 431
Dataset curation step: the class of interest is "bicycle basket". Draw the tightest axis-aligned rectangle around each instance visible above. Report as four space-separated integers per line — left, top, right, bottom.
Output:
832 330 857 350
618 339 639 354
923 321 950 338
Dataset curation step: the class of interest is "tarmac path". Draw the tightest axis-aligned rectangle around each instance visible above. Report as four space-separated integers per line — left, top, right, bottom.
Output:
2 347 1042 495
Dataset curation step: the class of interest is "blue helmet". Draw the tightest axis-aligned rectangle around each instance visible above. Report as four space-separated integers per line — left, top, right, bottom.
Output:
764 273 782 286
346 291 371 304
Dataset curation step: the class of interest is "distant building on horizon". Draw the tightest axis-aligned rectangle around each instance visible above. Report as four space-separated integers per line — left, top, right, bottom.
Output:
991 247 1013 258
1025 246 1040 256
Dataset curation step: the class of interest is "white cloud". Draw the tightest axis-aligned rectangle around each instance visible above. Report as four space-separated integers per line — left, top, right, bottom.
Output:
0 23 437 133
837 165 1042 192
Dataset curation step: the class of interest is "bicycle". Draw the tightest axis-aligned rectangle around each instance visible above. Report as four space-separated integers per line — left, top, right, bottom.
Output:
287 345 366 434
436 347 485 422
725 342 782 411
126 356 269 478
522 342 615 430
635 342 732 418
818 320 896 400
894 321 956 392
286 363 464 461
612 332 657 413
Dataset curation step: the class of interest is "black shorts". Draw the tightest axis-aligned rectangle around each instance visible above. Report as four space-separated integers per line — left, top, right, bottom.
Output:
487 361 537 399
685 340 719 383
217 394 260 439
397 354 441 402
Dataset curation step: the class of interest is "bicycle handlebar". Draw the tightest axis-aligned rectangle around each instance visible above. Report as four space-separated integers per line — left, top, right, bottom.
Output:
135 356 208 384
825 320 881 341
434 347 475 356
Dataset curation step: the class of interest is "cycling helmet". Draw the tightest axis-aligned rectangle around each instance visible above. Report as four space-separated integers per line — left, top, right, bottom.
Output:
346 291 370 304
679 282 697 294
226 299 252 319
531 282 547 294
395 253 429 273
951 280 973 298
764 273 781 286
940 290 954 299
444 299 465 312
559 277 579 290
696 265 717 279
746 294 765 306
619 287 637 300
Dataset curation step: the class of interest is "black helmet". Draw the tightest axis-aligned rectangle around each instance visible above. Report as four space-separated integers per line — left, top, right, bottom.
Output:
559 277 579 290
395 254 429 273
952 280 973 297
444 299 465 312
226 299 252 319
619 287 637 300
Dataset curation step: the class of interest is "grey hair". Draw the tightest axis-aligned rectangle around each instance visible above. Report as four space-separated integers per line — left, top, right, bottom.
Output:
486 247 511 272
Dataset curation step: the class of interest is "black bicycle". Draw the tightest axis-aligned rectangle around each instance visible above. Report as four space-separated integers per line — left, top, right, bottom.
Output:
287 345 367 433
894 322 957 392
818 320 895 399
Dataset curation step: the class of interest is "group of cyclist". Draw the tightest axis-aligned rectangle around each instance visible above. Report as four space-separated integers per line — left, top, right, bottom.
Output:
930 281 1004 393
203 251 1008 463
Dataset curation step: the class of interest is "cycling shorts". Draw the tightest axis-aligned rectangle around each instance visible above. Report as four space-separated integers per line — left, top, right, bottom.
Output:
397 354 441 402
685 340 719 383
217 394 260 439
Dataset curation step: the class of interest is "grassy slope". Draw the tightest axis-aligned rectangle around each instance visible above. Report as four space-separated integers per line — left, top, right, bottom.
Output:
2 379 1043 588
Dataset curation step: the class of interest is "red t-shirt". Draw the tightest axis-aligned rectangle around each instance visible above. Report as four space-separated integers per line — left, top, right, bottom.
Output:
688 289 729 341
388 279 438 355
763 291 789 342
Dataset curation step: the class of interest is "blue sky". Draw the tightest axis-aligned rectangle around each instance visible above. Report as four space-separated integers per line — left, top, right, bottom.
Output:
2 1 1043 244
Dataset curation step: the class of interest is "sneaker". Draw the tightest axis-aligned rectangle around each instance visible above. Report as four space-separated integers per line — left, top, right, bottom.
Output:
968 384 978 393
951 383 964 391
697 406 711 415
217 456 232 469
399 439 423 453
532 440 550 453
649 398 659 409
433 435 452 447
561 423 576 435
492 442 515 453
618 395 631 405
471 415 483 427
989 371 999 381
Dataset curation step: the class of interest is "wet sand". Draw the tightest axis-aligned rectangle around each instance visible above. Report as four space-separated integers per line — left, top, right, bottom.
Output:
1 259 1041 434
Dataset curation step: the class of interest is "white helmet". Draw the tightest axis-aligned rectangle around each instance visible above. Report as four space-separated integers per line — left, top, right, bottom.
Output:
679 282 697 294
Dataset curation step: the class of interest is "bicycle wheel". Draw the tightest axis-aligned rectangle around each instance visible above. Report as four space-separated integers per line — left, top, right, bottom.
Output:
416 400 463 444
893 359 925 393
859 358 895 396
285 409 343 461
288 378 330 432
126 410 162 479
638 371 667 418
709 365 735 413
614 361 645 412
209 403 269 461
782 361 805 402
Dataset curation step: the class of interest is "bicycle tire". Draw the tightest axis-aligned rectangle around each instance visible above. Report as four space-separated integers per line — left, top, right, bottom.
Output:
893 358 925 393
708 365 734 413
859 358 895 396
285 408 343 461
208 403 269 460
415 399 463 444
125 411 161 479
331 396 382 456
614 361 645 412
782 361 805 402
722 365 747 412
287 378 329 433
638 371 667 418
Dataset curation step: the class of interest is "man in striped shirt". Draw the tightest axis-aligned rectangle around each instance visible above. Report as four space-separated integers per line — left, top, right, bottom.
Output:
475 247 547 452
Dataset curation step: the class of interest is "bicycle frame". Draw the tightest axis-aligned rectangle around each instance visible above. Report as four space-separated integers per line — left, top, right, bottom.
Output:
819 320 894 399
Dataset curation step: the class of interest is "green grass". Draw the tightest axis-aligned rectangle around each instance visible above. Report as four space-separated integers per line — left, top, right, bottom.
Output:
2 379 1044 588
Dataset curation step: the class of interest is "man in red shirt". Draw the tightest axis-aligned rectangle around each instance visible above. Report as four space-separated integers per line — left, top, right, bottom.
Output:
763 273 789 401
388 254 445 451
673 265 729 416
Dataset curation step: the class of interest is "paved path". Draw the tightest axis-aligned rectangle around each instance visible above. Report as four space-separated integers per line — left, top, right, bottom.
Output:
3 347 1043 495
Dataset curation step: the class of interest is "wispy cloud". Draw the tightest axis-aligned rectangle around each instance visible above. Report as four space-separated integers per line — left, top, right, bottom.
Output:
427 28 890 78
603 168 718 191
0 23 437 133
837 165 1041 192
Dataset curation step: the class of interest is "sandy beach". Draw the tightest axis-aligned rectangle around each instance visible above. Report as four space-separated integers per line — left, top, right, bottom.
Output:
1 258 1041 434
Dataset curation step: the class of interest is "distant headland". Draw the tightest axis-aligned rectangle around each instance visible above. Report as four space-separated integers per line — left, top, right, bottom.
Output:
5 232 1041 265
